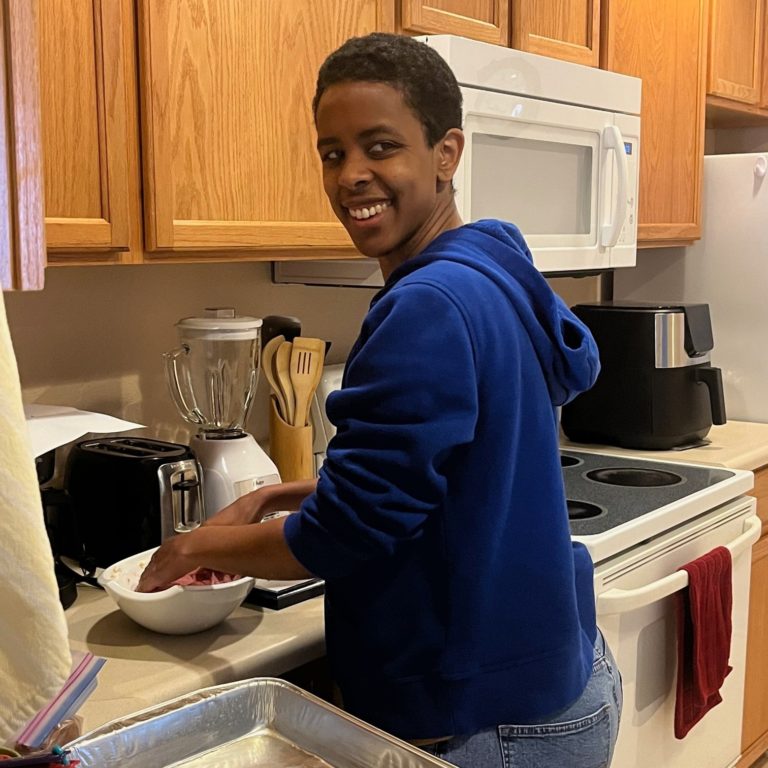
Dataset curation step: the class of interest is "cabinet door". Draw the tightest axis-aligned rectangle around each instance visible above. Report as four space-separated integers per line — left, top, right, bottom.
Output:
400 0 509 45
602 0 707 246
762 1 768 109
39 0 132 252
511 0 599 67
741 468 768 766
708 0 764 105
0 0 45 291
139 0 393 254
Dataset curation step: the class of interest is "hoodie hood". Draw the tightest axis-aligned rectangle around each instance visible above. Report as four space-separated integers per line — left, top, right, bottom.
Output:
382 219 600 406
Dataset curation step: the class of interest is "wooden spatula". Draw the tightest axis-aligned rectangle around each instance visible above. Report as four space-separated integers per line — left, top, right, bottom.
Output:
275 340 296 426
261 334 287 420
289 337 326 427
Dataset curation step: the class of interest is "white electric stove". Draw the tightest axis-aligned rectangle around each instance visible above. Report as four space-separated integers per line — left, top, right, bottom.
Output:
564 449 759 768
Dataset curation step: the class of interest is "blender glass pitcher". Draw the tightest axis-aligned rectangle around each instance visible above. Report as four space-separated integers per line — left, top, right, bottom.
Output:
164 308 262 433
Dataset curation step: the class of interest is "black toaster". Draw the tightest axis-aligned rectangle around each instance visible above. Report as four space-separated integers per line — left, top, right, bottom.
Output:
62 437 205 568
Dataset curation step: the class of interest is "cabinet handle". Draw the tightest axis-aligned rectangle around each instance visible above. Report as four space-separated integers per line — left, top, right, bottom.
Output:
596 514 761 616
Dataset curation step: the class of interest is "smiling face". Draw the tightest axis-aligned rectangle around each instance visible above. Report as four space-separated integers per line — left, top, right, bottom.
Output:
315 81 464 275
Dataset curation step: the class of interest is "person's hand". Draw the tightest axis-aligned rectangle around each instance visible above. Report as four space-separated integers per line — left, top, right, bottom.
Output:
136 531 199 593
203 480 318 527
203 488 267 527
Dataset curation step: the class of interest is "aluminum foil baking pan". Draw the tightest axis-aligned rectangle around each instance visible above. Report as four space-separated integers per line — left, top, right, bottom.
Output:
65 677 455 767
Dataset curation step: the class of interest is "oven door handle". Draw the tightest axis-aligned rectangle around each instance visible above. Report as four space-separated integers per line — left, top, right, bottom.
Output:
596 515 761 616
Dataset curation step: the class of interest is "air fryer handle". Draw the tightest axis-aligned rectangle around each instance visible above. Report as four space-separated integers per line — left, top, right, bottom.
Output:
695 366 727 425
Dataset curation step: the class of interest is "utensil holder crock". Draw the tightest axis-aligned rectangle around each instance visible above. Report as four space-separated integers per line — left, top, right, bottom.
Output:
268 397 314 481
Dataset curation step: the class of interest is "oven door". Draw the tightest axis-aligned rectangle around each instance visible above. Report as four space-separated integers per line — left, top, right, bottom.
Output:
457 86 639 274
593 498 759 768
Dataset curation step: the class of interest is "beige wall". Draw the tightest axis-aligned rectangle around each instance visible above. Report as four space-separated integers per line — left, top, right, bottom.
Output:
4 262 598 450
706 126 768 154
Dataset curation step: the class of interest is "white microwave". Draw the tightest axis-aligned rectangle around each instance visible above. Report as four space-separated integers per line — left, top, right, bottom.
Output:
274 35 641 287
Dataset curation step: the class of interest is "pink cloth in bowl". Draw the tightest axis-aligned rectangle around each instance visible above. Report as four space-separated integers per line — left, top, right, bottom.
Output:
168 567 243 587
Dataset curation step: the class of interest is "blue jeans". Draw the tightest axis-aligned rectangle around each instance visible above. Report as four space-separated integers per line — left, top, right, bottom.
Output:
422 631 623 768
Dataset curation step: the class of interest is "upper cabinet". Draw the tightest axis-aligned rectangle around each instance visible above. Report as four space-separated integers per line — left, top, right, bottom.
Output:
708 0 764 104
763 20 768 109
511 0 600 67
138 0 392 254
399 0 509 45
32 0 721 262
706 0 768 125
39 0 136 256
763 21 768 109
0 0 45 291
602 0 708 246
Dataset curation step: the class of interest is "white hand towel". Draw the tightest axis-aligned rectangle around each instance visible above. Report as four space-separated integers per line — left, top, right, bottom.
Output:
0 291 71 743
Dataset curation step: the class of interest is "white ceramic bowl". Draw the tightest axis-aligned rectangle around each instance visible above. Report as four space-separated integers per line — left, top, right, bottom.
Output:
98 548 255 635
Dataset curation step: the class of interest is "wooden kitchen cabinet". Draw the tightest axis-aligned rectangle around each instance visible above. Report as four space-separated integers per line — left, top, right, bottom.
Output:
739 466 768 768
38 0 138 257
0 0 45 290
763 21 768 110
708 0 764 105
511 0 600 67
705 0 768 126
137 0 393 255
762 18 768 110
601 0 708 247
399 0 509 45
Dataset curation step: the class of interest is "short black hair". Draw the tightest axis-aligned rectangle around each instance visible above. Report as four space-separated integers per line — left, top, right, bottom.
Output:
313 33 463 147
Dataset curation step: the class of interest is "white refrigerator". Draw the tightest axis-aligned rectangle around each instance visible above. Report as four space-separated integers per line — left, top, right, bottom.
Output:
615 152 768 423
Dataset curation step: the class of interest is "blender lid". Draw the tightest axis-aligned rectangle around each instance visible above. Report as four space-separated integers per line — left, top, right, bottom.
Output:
176 307 262 339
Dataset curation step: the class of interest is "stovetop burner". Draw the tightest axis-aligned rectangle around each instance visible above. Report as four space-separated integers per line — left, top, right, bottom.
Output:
563 450 736 537
585 467 683 487
566 500 605 520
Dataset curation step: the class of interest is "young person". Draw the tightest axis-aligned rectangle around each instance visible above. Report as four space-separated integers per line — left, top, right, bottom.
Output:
139 32 622 768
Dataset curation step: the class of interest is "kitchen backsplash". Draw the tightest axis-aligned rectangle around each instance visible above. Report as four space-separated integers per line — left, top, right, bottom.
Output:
4 262 598 448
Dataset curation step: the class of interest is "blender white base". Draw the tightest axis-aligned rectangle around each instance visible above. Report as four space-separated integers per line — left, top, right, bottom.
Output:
191 432 280 517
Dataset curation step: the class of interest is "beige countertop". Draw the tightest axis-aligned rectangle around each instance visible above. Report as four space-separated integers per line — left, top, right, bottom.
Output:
66 585 325 734
561 419 768 472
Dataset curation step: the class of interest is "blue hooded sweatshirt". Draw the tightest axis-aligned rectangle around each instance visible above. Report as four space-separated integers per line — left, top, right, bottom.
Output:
284 219 601 740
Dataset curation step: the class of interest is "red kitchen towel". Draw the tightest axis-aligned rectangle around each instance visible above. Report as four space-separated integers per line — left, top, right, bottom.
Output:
674 545 733 739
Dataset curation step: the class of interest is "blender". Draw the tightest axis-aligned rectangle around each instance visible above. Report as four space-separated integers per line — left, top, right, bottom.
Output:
164 307 280 516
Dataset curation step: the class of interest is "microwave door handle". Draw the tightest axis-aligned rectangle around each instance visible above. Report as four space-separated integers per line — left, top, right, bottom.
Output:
595 514 761 616
600 125 629 248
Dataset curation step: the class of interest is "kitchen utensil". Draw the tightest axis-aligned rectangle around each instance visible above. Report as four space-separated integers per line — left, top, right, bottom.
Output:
275 340 296 426
65 679 454 768
98 548 255 635
261 334 287 420
260 315 301 348
289 337 326 428
163 307 279 515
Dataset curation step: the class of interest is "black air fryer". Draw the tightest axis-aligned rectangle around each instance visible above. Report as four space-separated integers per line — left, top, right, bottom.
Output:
561 301 726 450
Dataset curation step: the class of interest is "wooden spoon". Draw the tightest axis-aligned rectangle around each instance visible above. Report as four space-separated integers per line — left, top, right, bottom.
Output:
275 340 296 426
289 337 326 427
261 334 287 420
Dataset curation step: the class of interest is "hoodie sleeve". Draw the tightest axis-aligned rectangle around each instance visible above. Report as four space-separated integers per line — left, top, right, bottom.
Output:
283 281 478 580
547 295 601 406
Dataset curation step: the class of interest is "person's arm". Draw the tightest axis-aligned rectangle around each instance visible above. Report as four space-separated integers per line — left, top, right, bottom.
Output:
203 479 318 526
136 515 312 592
283 283 478 580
